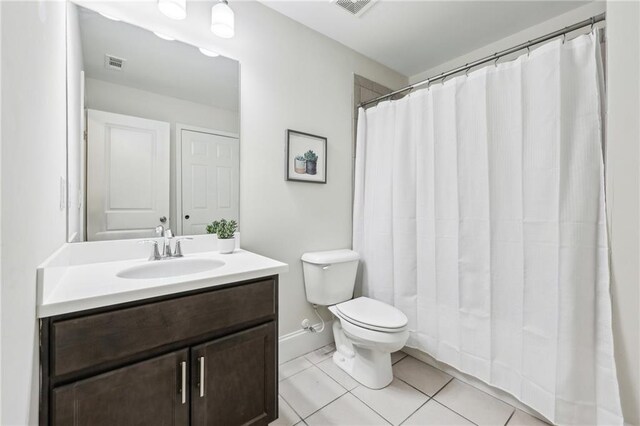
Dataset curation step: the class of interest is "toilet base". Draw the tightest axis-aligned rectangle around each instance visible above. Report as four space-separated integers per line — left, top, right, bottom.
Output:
332 320 394 389
332 348 393 389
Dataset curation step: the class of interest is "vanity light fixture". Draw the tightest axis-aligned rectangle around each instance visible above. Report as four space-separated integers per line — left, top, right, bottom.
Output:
198 47 220 57
153 31 175 41
158 0 187 20
99 12 121 21
211 0 234 39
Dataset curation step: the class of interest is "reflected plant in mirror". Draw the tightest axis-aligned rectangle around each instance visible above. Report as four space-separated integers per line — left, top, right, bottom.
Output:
206 219 238 239
66 2 240 243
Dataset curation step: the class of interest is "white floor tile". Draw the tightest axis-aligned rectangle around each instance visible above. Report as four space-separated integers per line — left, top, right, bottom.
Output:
403 400 474 426
306 393 389 426
434 379 514 426
270 396 302 426
393 356 452 396
351 378 429 425
316 357 359 391
279 356 314 381
304 343 336 364
279 366 347 419
391 351 408 365
507 409 551 426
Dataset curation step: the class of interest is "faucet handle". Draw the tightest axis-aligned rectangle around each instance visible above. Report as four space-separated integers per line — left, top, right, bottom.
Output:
173 237 193 258
139 240 161 261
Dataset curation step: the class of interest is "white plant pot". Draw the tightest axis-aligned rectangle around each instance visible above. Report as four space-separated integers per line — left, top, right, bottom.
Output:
218 237 236 254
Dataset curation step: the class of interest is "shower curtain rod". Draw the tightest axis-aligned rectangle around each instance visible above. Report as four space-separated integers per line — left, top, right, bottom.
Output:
359 12 606 109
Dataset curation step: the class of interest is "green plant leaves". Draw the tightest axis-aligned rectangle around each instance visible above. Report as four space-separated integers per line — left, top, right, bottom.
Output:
206 218 237 239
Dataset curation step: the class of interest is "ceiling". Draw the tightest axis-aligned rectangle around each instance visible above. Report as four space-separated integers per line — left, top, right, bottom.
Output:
259 0 590 77
79 7 239 111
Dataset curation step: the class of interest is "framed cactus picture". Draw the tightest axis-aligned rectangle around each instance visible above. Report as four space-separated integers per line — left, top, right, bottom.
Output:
285 129 327 183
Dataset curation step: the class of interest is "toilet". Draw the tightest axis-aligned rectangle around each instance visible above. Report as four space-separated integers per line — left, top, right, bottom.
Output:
301 249 409 389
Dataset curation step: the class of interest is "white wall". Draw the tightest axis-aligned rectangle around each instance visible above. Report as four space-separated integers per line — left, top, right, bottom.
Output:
78 0 408 343
408 2 640 424
85 78 239 135
606 2 640 424
409 2 607 83
0 2 68 425
84 77 239 236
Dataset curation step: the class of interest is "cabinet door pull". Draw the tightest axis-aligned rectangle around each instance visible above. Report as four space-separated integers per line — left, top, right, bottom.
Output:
180 361 187 404
199 356 205 397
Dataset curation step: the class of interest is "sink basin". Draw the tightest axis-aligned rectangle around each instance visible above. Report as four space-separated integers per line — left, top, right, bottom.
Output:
117 258 226 279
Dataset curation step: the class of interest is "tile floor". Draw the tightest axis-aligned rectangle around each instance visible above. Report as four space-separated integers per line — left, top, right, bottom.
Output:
272 344 550 426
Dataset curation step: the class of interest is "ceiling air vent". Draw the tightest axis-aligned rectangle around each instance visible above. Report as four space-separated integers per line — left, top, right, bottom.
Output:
104 54 126 71
334 0 376 17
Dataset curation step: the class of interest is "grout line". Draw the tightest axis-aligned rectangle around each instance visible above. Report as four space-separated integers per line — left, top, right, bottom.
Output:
429 377 454 400
347 390 393 425
432 376 518 424
504 409 516 426
300 392 347 421
398 397 431 426
430 399 480 426
279 364 347 420
313 356 355 392
393 375 433 397
279 360 316 383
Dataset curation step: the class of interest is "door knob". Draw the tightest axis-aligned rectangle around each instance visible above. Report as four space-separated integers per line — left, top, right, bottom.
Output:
159 216 167 223
184 215 190 220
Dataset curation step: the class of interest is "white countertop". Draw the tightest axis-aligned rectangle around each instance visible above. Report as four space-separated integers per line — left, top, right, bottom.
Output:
37 247 288 318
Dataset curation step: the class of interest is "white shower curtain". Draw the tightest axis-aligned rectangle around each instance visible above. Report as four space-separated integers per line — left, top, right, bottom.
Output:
353 33 622 425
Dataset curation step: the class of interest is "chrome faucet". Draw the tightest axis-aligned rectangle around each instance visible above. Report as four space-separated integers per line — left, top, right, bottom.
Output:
139 240 162 261
140 230 193 260
154 224 173 257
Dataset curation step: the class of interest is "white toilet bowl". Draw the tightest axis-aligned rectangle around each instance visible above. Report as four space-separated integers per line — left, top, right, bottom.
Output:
328 297 409 389
300 249 409 389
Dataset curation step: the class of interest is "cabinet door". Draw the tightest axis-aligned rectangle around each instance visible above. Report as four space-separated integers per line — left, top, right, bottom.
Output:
192 322 277 426
52 349 189 426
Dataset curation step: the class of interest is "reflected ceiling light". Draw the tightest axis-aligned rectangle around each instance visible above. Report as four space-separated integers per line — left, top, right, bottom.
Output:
99 12 120 21
211 0 234 39
158 0 187 20
153 31 175 41
198 47 220 57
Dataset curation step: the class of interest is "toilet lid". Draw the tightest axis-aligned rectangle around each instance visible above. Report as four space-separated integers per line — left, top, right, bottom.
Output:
336 297 408 330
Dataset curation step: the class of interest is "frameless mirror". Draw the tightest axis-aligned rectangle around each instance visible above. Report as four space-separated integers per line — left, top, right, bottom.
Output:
66 3 240 242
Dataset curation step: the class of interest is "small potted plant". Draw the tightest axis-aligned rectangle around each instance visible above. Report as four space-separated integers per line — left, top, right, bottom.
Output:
206 219 238 254
294 155 307 174
304 150 318 175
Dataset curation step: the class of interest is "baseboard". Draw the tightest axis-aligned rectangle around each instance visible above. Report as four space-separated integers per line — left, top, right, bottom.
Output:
402 347 551 424
279 320 334 364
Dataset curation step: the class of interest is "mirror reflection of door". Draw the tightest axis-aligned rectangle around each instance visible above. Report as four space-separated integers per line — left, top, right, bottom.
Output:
66 4 240 242
87 110 170 241
179 129 239 235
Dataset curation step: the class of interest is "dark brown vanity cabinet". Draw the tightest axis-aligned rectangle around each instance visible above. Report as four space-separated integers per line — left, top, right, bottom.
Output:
40 276 278 426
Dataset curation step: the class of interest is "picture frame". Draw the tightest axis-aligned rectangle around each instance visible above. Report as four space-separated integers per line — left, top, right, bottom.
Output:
285 129 327 184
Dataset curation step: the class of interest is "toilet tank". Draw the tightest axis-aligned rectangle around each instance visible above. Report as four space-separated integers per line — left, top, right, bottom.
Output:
301 249 360 306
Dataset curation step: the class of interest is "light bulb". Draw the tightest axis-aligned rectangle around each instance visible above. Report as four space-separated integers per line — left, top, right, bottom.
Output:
153 32 175 41
158 0 186 20
99 12 120 21
199 47 220 58
211 0 234 39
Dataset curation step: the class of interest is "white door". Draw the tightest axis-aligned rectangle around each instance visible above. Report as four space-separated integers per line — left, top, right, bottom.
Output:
87 109 170 241
180 130 239 235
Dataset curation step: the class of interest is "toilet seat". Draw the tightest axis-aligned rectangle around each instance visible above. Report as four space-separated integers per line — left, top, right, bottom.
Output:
335 297 408 333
